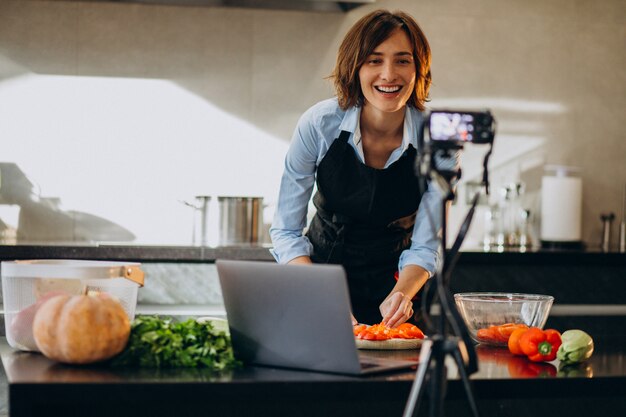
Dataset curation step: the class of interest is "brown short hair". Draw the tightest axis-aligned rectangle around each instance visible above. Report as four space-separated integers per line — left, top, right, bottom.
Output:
331 10 432 111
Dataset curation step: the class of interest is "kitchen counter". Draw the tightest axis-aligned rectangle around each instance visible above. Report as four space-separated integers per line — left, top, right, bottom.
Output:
2 245 624 307
0 244 276 262
1 336 625 417
2 245 625 339
1 243 626 264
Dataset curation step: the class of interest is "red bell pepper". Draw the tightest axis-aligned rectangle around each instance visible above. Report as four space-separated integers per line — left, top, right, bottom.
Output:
519 327 562 362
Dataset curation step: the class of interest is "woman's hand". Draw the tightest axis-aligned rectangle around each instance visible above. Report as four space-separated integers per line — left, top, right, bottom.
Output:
379 265 428 328
380 292 414 328
351 313 358 326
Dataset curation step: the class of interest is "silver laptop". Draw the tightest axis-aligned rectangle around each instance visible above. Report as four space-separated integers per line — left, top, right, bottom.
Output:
216 259 418 375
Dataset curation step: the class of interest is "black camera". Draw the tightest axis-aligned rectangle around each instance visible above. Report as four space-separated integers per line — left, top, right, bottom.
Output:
428 110 495 146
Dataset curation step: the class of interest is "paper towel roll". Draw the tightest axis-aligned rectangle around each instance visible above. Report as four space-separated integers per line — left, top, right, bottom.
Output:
541 174 582 242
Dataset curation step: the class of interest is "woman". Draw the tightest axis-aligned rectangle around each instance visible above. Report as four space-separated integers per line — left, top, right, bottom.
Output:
270 10 449 328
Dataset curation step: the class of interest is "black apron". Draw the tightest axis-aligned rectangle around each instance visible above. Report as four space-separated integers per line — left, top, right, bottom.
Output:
306 130 425 324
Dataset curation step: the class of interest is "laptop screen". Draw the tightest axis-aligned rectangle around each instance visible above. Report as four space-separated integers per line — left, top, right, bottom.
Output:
216 260 363 374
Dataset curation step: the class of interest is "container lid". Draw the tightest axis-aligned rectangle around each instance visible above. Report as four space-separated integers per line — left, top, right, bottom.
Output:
217 196 263 201
544 165 581 177
1 259 144 286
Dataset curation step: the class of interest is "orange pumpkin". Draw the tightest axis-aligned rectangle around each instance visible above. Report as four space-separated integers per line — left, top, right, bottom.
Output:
32 294 130 364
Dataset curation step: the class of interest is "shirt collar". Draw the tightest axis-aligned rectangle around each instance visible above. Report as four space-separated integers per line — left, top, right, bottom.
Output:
340 106 416 153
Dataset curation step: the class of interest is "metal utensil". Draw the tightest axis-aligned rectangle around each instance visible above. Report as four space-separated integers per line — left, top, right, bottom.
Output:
181 196 211 246
600 212 615 252
619 184 626 253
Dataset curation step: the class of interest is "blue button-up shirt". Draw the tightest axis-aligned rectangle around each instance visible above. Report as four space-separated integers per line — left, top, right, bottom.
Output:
270 98 454 276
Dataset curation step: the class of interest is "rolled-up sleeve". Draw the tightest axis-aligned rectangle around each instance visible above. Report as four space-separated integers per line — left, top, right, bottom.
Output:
269 112 320 264
398 181 442 275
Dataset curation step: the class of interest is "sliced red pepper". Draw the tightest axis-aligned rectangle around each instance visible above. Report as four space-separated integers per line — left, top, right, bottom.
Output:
496 323 527 341
476 323 528 345
477 327 498 343
361 332 378 340
355 322 424 341
353 324 366 336
397 323 425 339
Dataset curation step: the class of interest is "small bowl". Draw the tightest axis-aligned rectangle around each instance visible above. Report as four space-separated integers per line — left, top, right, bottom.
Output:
454 292 554 346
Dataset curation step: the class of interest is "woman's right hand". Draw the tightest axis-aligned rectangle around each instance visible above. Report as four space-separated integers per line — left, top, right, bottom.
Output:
380 291 414 328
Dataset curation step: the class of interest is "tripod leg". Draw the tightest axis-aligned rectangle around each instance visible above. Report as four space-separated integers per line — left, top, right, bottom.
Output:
403 340 434 417
451 347 480 417
430 344 446 417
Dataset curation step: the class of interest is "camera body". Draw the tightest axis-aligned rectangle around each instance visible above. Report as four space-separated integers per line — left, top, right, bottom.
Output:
417 109 496 182
428 110 495 146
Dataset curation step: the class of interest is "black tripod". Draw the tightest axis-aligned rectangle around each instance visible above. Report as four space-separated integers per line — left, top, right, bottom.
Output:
404 138 494 417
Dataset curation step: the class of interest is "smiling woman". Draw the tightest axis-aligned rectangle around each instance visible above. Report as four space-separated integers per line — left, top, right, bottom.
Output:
357 30 418 168
269 10 453 328
332 9 431 112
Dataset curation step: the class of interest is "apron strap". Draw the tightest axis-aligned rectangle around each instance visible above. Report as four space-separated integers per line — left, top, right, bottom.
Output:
337 130 351 143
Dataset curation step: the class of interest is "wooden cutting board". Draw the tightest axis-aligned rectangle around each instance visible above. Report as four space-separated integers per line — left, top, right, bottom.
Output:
355 337 424 350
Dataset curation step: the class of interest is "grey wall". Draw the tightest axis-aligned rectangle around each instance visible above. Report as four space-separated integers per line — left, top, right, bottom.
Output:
0 0 624 248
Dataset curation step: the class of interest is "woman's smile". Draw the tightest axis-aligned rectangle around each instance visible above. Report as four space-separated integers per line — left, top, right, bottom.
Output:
375 85 403 94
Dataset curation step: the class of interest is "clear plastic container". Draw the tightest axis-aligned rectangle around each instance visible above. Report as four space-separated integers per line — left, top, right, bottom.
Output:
1 259 144 351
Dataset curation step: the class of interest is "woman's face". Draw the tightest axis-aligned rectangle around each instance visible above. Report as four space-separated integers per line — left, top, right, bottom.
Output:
358 28 416 114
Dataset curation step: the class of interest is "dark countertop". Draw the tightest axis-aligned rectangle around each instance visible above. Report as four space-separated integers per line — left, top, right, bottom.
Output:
2 244 625 324
2 336 625 417
0 244 276 262
1 243 625 264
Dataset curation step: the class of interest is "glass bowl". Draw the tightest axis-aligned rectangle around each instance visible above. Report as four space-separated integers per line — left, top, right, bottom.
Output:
453 292 554 346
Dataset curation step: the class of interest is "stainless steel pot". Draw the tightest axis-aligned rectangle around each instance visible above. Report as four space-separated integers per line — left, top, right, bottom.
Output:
218 196 263 246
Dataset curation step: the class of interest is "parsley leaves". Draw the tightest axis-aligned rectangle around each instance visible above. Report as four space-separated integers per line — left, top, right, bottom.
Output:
111 316 240 370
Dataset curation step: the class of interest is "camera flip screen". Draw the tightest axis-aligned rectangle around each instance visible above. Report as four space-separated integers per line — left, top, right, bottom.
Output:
428 110 495 144
429 112 476 142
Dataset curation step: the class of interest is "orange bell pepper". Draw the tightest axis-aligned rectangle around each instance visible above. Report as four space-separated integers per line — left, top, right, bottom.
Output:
507 327 529 355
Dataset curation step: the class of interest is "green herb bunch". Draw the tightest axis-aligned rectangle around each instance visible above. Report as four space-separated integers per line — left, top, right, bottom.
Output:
111 316 240 370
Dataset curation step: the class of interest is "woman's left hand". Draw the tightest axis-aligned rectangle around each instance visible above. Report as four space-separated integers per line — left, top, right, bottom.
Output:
380 292 414 328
